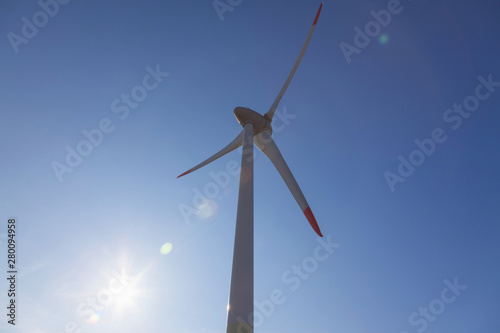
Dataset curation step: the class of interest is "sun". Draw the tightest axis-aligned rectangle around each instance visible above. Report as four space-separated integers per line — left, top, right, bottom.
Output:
111 278 143 315
107 266 153 323
86 252 156 327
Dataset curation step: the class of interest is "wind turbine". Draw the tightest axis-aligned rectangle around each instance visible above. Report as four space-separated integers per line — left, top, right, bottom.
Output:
178 3 324 332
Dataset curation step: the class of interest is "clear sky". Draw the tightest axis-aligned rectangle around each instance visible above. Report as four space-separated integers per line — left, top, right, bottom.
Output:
1 0 500 332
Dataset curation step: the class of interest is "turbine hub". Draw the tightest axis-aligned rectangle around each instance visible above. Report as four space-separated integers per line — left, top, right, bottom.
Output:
234 107 272 135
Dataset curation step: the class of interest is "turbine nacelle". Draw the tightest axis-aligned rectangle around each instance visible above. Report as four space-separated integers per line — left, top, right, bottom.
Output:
234 107 272 136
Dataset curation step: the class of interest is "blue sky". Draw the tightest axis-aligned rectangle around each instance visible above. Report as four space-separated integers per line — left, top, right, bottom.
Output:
1 0 500 332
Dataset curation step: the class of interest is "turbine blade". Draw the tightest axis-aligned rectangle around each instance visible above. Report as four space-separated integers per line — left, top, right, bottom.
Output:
254 132 323 237
264 3 323 122
177 131 243 178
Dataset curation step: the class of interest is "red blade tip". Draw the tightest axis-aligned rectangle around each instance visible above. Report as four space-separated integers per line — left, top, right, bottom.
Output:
177 170 191 178
303 207 323 237
313 3 323 25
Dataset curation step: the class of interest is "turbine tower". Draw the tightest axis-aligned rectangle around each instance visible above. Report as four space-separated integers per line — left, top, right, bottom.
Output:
178 4 324 332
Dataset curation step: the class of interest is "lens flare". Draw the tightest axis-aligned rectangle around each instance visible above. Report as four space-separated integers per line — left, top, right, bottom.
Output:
379 33 389 44
88 310 102 324
196 199 217 219
160 242 173 255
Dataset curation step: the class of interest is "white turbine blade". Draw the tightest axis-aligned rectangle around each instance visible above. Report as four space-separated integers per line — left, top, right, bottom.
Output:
254 132 323 237
264 3 323 122
177 131 243 178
